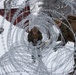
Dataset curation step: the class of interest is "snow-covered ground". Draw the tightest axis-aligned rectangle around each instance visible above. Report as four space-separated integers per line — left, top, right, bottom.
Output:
0 15 75 75
0 0 27 9
0 15 11 56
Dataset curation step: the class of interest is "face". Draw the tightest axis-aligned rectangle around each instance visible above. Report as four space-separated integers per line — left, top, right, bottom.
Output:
32 27 38 35
31 27 39 44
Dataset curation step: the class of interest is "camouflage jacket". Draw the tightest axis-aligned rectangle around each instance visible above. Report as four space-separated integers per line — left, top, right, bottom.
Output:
28 30 43 46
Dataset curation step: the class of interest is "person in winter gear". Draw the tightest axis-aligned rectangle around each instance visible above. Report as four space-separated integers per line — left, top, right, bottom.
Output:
27 26 43 63
28 26 42 46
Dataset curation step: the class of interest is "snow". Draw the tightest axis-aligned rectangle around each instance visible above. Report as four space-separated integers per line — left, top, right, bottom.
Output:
43 41 74 75
0 15 17 56
0 0 75 74
0 15 75 75
0 15 10 56
0 0 4 9
29 0 42 15
0 0 27 9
